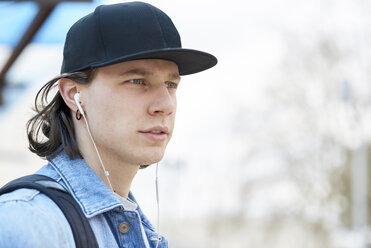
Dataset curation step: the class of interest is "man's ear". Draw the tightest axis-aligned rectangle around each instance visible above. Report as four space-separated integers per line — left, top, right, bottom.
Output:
58 78 80 112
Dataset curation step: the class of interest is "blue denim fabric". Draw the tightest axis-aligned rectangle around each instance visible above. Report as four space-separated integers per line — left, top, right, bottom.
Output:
0 150 168 248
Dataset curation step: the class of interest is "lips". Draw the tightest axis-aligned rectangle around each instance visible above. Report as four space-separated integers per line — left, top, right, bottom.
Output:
140 126 169 134
139 126 169 141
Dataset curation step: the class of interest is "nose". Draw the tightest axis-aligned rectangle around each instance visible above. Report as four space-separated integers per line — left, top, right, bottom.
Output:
148 85 176 116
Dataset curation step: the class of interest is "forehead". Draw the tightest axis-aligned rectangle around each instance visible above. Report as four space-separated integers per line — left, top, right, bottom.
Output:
97 59 180 79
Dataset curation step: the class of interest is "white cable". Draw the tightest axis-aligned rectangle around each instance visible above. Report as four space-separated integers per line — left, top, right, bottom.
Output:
155 162 160 248
82 115 114 192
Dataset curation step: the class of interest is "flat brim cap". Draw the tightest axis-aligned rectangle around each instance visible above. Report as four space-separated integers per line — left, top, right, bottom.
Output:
61 1 217 75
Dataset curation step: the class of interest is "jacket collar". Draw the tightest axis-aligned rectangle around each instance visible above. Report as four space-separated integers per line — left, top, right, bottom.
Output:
47 150 125 218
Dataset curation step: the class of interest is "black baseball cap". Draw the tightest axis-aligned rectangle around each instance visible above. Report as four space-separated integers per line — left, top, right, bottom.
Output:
61 1 217 76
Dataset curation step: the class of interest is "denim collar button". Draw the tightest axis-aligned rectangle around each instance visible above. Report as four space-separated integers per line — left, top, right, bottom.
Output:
118 222 130 234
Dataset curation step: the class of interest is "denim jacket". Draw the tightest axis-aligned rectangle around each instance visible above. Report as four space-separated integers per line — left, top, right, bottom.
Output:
0 150 168 248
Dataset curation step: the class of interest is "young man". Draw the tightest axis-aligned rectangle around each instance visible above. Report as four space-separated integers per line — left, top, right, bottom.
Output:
0 2 217 248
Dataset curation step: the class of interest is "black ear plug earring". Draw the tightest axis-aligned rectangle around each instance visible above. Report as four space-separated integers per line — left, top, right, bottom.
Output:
76 109 82 120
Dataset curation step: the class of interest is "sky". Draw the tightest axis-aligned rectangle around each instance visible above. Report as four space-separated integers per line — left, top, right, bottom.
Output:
0 0 102 45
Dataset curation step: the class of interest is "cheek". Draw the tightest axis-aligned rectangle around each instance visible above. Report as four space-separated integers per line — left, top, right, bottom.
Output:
84 91 120 134
86 95 140 140
172 97 177 121
85 85 123 120
86 99 114 124
87 105 133 150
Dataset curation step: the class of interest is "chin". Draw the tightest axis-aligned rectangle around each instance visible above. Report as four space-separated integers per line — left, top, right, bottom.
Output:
138 149 166 165
141 155 164 165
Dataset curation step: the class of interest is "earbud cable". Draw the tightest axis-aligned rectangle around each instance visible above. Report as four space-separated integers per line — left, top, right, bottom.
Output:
155 162 160 248
82 115 114 192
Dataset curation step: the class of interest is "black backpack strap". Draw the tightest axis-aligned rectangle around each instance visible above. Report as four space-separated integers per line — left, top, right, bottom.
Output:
0 174 98 248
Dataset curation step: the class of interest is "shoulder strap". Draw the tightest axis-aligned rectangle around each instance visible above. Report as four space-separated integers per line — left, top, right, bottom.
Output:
0 174 98 248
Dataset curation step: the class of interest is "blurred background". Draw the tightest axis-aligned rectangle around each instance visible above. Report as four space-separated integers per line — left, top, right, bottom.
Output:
1 0 371 247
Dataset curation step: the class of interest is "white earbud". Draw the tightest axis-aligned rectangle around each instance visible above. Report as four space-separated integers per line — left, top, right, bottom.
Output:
74 93 85 116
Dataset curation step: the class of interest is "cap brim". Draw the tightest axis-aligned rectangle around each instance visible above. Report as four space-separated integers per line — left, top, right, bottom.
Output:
86 48 217 76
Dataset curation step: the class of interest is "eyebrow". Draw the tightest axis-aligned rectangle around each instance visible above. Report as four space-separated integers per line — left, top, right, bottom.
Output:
121 68 180 80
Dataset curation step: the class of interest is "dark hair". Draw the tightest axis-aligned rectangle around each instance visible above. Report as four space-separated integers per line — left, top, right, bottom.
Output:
27 69 97 159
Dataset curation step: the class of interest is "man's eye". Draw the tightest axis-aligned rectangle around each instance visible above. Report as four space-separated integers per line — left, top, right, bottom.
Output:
166 82 178 89
128 79 144 85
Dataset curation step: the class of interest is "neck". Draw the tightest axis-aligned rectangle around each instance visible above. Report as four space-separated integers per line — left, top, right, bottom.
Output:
75 121 139 199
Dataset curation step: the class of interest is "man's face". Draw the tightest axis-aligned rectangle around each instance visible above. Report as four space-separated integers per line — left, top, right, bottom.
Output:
80 59 180 166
